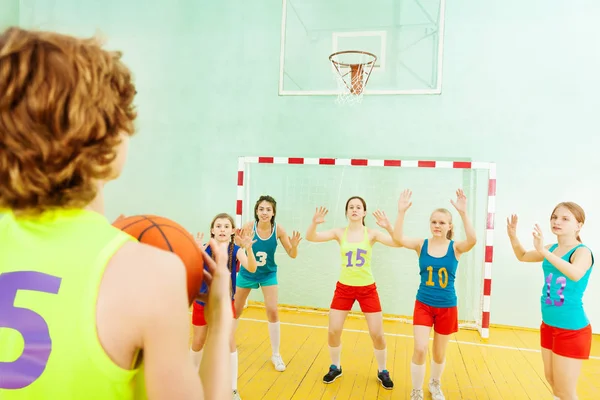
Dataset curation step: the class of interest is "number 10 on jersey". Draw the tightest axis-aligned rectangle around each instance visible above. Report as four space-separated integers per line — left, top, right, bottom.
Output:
425 266 448 288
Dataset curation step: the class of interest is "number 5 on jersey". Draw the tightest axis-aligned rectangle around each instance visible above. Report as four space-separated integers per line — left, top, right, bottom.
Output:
425 266 448 288
0 271 62 389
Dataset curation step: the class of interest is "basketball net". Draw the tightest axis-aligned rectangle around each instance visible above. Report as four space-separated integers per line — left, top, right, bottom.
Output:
329 51 377 105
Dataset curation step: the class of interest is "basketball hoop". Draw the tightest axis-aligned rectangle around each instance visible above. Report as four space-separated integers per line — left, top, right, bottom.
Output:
329 50 377 105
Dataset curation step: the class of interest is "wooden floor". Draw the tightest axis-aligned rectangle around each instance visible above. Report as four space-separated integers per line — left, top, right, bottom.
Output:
212 305 600 400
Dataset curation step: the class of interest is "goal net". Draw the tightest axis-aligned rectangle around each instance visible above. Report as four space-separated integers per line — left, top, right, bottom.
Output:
236 156 496 338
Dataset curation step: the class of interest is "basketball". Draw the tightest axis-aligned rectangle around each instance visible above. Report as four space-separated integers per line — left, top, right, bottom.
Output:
112 214 204 305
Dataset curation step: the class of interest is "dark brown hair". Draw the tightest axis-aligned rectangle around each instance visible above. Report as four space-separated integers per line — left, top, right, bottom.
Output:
254 195 276 229
345 196 367 225
0 27 137 215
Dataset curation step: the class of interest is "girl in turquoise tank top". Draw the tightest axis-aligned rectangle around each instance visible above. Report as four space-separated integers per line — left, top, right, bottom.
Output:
393 189 477 400
306 196 402 390
233 195 302 372
507 202 594 400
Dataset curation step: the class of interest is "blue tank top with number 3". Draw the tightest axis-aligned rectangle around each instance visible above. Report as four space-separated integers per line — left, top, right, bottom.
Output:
416 239 459 308
541 243 594 330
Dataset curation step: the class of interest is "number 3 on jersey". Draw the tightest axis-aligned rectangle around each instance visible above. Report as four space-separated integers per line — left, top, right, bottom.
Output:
256 251 268 267
0 271 62 389
425 266 448 288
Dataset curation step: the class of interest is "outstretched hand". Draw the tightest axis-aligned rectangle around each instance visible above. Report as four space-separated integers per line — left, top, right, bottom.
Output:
397 189 412 212
450 188 467 214
373 209 391 230
506 214 518 239
289 231 302 248
312 206 328 224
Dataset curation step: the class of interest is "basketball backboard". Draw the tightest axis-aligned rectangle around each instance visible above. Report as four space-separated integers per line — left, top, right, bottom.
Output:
278 0 446 96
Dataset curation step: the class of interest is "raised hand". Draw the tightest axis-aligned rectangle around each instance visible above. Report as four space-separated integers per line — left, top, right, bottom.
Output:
195 239 233 323
235 227 256 249
312 206 328 224
195 232 207 250
397 189 412 212
450 188 467 214
506 214 518 239
373 209 391 230
532 223 544 253
289 231 302 248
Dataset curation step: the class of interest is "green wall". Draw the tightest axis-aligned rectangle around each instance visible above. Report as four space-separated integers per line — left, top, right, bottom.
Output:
13 0 600 332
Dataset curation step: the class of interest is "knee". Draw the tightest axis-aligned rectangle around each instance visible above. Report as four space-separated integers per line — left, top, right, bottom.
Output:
266 307 279 322
370 332 386 347
328 326 342 340
413 344 428 361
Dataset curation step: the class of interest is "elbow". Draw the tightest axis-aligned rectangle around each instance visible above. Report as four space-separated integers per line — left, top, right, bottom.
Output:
569 272 584 282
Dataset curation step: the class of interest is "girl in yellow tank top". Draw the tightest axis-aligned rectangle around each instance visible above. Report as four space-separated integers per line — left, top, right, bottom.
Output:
305 196 403 390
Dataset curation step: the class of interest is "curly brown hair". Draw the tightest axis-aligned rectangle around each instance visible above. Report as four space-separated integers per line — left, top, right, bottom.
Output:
0 27 137 215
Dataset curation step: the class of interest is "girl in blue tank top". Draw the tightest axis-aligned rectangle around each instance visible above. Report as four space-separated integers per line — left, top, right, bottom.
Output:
233 195 302 372
507 202 593 400
189 213 257 399
393 189 477 400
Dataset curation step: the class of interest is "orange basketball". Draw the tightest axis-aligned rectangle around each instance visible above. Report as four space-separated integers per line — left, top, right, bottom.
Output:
112 214 204 305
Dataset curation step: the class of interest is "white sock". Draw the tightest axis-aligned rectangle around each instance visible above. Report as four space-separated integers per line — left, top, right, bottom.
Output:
268 321 280 355
190 348 203 370
231 350 238 391
411 361 426 389
329 345 341 368
374 348 387 372
430 359 445 381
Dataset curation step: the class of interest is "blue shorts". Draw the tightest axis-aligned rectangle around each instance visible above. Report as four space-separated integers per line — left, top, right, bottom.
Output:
236 270 278 289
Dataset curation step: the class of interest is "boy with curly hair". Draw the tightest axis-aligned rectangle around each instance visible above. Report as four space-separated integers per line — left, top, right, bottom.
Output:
0 27 232 399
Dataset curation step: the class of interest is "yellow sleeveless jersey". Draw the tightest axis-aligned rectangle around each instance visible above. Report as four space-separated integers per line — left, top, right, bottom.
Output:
338 227 375 286
0 209 141 399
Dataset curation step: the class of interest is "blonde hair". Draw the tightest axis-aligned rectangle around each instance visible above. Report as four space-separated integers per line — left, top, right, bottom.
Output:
551 202 585 242
431 208 453 240
0 27 137 215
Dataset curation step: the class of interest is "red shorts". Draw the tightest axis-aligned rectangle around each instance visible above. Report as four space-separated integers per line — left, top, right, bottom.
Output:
413 300 458 335
330 282 382 313
540 321 592 360
192 300 236 326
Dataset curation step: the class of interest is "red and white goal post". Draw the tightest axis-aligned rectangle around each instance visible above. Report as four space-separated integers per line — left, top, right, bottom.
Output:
235 156 496 339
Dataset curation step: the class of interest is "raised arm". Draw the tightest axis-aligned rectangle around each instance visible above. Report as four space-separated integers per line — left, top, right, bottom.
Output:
450 189 477 255
392 190 424 252
235 227 257 272
277 224 302 258
305 206 341 243
371 209 402 247
533 224 593 281
507 214 546 262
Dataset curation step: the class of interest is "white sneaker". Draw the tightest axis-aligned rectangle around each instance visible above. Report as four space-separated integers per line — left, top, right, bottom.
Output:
410 389 424 400
429 379 446 400
232 390 241 400
271 354 286 371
